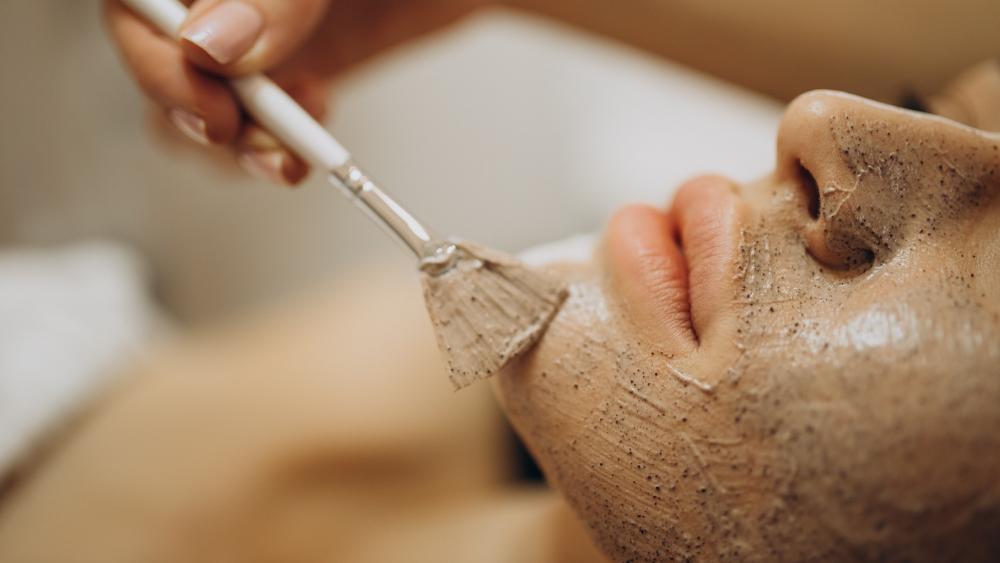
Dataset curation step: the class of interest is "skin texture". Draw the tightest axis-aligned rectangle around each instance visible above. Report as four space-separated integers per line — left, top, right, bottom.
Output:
495 91 1000 562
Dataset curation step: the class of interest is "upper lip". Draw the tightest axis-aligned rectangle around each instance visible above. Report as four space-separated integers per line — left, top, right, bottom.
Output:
602 176 744 350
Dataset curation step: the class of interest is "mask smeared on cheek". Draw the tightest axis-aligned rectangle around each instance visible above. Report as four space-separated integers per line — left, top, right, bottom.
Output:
731 183 1000 560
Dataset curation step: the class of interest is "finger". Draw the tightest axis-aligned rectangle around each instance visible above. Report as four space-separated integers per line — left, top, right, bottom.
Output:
274 71 332 122
234 124 309 186
233 73 331 186
178 0 333 75
105 0 241 145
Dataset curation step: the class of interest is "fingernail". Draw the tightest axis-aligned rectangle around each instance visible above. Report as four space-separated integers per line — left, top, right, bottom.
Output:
168 108 210 145
239 149 290 185
181 1 264 65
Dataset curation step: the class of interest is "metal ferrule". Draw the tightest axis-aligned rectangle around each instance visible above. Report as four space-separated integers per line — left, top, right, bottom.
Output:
330 161 460 274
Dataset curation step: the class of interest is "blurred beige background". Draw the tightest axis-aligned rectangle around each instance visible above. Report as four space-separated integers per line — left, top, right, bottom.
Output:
0 2 786 322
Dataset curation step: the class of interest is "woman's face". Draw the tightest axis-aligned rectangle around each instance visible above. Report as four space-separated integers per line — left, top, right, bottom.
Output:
495 91 1000 562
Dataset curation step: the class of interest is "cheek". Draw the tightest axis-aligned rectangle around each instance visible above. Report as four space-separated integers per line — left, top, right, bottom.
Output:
501 339 775 561
494 279 617 460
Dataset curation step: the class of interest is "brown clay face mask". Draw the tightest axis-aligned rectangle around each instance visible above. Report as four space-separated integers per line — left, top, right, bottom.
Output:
495 91 1000 562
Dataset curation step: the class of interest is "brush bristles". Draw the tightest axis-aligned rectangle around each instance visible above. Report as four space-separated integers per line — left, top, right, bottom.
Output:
421 243 568 389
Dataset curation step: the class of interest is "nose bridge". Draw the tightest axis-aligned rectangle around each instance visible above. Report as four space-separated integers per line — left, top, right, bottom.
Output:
776 90 1000 267
778 90 1000 204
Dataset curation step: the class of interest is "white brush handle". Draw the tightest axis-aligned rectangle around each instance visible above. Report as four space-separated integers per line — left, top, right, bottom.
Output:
121 0 350 171
121 0 455 262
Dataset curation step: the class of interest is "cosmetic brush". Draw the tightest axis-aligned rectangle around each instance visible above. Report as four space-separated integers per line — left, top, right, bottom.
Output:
122 0 567 388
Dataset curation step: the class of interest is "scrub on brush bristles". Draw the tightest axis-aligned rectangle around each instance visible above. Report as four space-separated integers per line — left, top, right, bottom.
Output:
421 242 568 389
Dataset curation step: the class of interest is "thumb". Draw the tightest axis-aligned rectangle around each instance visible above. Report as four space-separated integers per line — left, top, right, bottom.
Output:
179 0 332 75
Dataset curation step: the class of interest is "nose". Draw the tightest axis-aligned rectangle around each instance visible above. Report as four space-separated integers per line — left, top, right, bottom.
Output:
775 90 1000 270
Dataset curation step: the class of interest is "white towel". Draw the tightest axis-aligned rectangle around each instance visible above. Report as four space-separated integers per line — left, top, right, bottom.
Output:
519 233 597 267
0 241 165 477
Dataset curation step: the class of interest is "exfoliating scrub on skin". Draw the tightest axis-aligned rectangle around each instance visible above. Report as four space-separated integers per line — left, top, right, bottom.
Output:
494 91 1000 562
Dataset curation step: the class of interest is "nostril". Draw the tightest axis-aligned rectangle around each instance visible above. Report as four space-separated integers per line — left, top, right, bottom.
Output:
796 161 821 220
856 248 876 268
842 247 876 271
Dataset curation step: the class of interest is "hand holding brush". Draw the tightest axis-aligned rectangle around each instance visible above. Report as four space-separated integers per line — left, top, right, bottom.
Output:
114 0 567 387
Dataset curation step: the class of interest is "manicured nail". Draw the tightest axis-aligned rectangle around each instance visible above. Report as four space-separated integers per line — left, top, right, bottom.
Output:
239 149 290 185
168 108 209 145
181 1 263 65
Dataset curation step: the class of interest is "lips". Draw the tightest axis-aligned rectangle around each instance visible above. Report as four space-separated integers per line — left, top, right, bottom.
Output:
603 175 745 351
